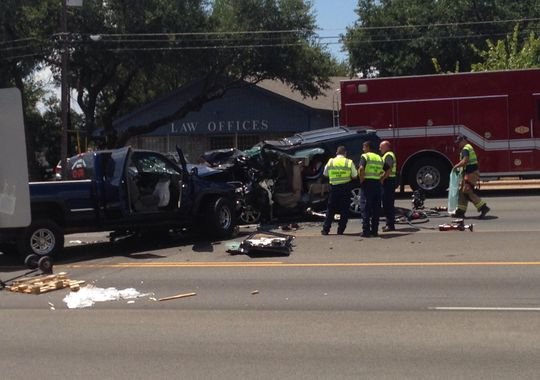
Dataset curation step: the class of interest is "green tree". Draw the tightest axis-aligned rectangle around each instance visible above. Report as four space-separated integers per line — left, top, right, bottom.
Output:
344 0 540 77
0 0 60 179
64 0 335 147
471 25 540 70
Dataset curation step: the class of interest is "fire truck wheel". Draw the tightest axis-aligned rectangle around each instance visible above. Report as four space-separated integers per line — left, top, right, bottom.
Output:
408 157 450 195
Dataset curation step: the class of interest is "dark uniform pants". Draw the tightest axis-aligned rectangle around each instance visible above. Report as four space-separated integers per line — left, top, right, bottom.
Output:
323 182 351 233
361 179 382 235
382 177 396 228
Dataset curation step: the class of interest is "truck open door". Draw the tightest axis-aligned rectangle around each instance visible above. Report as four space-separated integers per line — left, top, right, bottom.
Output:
100 147 131 219
0 88 31 229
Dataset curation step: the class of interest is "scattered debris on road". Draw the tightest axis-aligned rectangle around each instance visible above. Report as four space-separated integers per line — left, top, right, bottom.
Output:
280 223 300 231
226 230 294 256
439 219 474 232
6 272 85 295
63 285 150 309
158 292 197 301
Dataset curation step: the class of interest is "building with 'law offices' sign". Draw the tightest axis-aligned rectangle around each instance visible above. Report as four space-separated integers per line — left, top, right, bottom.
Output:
113 78 344 162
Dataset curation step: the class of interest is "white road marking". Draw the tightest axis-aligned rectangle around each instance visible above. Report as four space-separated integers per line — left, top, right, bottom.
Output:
430 307 540 311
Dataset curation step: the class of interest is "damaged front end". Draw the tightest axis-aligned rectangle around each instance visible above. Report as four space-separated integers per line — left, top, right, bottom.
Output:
200 145 331 224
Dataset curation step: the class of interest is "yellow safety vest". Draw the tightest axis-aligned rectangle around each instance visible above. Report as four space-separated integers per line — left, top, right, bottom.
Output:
362 152 383 180
327 156 353 185
382 151 397 178
461 144 478 167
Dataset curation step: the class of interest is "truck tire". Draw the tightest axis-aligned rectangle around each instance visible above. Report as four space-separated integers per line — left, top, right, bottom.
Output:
349 186 363 216
408 157 450 195
239 204 262 224
16 219 64 258
204 197 236 239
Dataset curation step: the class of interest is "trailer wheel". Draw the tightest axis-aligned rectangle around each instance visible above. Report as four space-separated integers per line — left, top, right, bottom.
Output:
24 254 39 270
204 197 236 239
17 219 64 258
38 256 53 274
408 157 450 195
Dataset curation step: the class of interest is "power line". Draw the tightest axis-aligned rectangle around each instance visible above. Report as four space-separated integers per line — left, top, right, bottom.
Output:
1 19 538 59
2 16 537 46
107 42 307 52
348 16 540 31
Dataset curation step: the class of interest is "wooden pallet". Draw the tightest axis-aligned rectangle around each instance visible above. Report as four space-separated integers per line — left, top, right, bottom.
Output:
7 272 86 295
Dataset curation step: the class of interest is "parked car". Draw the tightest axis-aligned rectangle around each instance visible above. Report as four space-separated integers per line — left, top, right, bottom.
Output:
197 126 381 223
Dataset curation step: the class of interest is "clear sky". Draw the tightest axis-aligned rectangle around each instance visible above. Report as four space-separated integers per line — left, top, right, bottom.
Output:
312 0 358 61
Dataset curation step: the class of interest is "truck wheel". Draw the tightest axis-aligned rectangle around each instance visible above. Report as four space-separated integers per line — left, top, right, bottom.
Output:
408 157 450 195
239 205 262 224
204 197 236 239
349 186 363 216
17 219 64 258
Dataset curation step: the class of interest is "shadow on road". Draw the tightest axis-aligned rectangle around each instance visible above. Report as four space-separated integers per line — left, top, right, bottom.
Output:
0 228 260 271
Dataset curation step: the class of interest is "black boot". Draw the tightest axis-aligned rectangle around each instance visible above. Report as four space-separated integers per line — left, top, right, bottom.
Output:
479 205 490 218
452 209 465 218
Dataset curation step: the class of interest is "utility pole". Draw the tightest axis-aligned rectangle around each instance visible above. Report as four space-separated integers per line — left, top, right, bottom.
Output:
60 0 82 172
60 0 69 172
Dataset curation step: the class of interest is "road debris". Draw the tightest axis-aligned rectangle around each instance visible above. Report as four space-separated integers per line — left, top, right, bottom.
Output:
63 285 150 309
307 208 341 220
6 272 85 295
251 290 259 295
280 223 300 231
227 230 294 256
158 292 197 301
439 219 474 232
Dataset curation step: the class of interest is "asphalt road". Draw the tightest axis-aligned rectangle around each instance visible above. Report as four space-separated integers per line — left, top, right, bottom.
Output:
2 190 540 379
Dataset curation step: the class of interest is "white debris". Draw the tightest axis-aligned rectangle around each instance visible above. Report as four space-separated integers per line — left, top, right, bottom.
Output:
63 285 150 309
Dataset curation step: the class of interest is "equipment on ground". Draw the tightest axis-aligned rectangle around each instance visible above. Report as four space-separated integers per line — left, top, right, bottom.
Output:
438 219 473 232
0 254 53 289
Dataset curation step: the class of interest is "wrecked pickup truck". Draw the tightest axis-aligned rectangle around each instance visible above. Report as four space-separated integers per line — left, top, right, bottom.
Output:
0 147 237 258
197 127 381 224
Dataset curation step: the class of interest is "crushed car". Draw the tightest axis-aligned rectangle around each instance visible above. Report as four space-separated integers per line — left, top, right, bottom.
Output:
195 126 381 224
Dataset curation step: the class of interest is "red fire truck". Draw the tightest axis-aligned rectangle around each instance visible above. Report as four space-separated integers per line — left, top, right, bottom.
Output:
339 69 540 194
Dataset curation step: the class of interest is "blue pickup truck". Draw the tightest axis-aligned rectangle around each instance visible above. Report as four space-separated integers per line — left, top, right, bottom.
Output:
0 147 238 258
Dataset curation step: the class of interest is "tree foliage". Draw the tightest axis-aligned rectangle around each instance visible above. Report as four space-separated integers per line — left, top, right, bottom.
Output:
0 0 60 179
60 0 336 147
471 25 540 71
2 0 336 159
344 0 540 77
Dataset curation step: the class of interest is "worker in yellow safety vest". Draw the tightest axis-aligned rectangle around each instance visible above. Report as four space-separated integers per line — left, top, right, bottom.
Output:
321 145 358 235
380 140 397 232
452 135 490 218
358 140 384 237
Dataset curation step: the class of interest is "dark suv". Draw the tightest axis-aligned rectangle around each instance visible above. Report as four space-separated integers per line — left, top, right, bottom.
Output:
199 126 380 223
261 126 378 164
